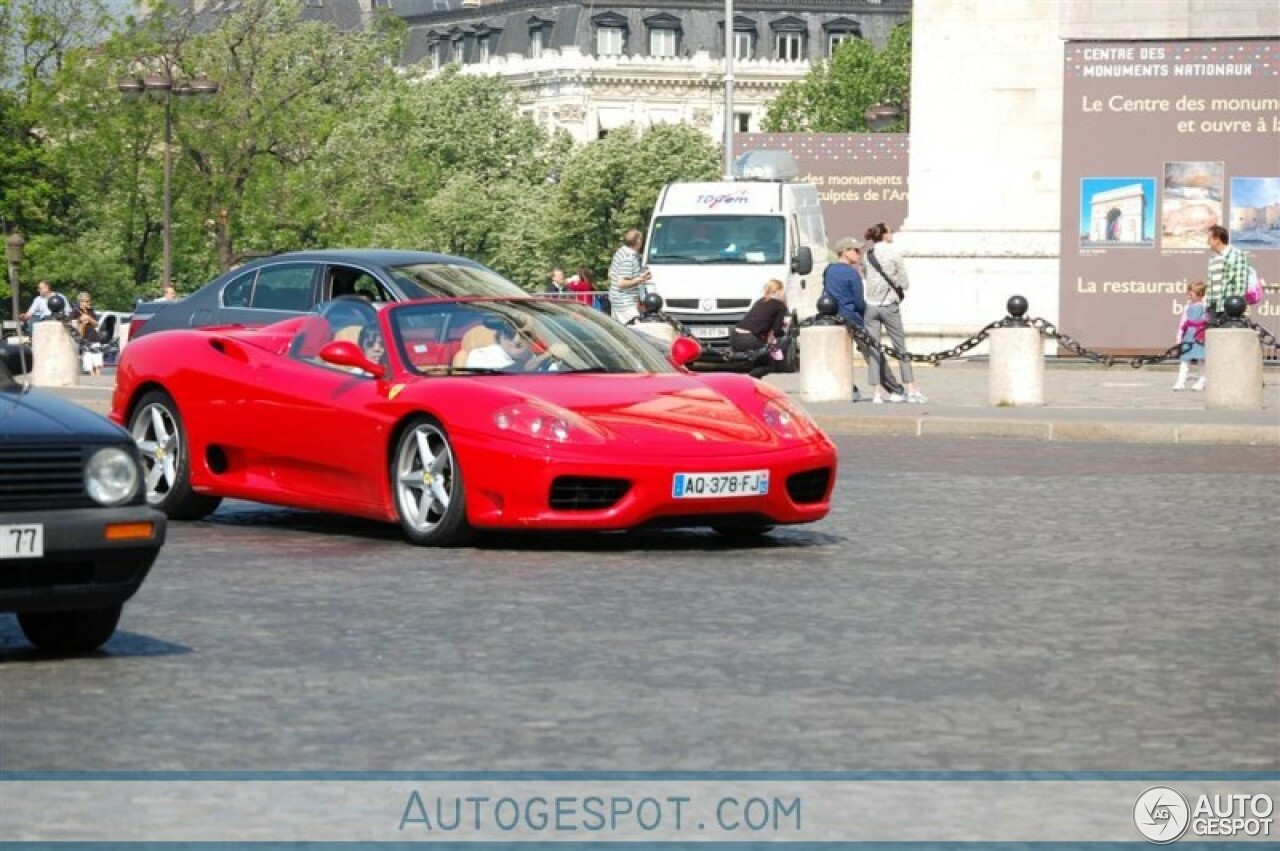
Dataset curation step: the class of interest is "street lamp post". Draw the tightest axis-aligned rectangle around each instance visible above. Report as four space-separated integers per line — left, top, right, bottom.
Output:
6 231 24 339
722 0 735 179
118 70 219 290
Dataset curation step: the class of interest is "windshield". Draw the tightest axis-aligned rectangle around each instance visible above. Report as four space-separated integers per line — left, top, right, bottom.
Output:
648 215 785 265
390 299 678 376
389 262 527 299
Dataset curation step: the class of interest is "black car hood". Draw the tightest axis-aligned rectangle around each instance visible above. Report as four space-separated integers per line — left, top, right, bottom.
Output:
0 387 130 443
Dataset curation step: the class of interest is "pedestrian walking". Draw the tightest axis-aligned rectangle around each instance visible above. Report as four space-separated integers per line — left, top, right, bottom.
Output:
1173 280 1208 392
608 229 652 325
1205 224 1249 320
863 223 926 404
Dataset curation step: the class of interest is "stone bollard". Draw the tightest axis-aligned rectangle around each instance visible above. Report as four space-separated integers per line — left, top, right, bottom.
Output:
1204 298 1262 410
988 296 1044 406
799 295 853 402
31 320 80 387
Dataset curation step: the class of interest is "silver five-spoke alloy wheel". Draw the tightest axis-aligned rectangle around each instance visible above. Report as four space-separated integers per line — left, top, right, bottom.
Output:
131 399 180 506
395 421 456 535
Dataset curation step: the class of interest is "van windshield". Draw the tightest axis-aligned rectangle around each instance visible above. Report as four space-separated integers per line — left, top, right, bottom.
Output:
648 215 785 265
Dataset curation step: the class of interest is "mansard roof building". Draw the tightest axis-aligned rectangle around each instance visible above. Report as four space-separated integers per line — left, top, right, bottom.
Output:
394 0 910 141
173 0 909 142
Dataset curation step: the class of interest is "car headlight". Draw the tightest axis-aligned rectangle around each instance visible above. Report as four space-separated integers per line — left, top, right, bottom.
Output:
85 446 141 506
762 396 819 440
493 402 604 444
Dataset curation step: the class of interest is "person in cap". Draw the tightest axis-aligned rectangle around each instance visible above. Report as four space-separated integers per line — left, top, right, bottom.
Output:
823 237 903 401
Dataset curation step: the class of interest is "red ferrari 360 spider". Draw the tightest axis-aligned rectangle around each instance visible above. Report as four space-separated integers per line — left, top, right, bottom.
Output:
110 297 836 545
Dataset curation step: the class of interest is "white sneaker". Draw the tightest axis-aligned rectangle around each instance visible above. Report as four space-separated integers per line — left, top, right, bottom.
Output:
1192 378 1205 392
872 395 884 404
885 392 907 403
1172 383 1186 392
907 391 928 404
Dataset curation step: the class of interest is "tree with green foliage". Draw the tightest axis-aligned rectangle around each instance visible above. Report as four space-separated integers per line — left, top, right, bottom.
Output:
763 20 911 132
308 67 556 286
541 123 720 283
0 0 119 309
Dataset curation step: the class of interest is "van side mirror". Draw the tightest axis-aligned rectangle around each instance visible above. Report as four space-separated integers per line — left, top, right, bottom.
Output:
791 246 813 275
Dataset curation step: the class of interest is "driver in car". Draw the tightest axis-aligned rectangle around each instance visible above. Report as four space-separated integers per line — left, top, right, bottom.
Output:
466 323 564 372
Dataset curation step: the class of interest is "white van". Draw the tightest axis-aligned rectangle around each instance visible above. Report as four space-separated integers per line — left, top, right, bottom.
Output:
643 151 828 350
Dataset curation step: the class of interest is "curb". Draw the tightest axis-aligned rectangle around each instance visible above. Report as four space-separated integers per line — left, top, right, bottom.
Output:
811 414 1280 445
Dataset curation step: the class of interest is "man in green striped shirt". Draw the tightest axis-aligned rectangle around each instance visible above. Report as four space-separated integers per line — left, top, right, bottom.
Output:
1206 224 1249 319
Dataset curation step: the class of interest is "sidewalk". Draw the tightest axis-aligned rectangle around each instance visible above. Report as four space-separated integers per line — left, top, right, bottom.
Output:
766 360 1280 445
34 361 1280 445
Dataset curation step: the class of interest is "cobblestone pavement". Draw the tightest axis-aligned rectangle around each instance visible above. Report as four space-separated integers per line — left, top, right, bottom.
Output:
1 437 1275 771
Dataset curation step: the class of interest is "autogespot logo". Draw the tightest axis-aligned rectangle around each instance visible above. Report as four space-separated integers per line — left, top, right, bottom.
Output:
1134 786 1190 843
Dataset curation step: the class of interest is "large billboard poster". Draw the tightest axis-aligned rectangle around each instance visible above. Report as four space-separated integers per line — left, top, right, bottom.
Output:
735 132 910 247
1061 39 1280 351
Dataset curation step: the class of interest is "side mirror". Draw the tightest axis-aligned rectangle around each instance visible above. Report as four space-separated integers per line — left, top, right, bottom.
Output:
669 336 702 367
791 246 813 275
319 340 385 378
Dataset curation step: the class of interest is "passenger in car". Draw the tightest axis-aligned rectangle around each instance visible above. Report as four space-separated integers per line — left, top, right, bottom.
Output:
358 325 387 370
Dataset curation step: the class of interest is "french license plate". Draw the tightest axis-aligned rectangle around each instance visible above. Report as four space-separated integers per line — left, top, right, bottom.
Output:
673 470 769 499
691 326 730 340
1 524 44 559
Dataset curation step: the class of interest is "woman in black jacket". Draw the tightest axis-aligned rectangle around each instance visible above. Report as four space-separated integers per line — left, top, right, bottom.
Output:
730 279 789 377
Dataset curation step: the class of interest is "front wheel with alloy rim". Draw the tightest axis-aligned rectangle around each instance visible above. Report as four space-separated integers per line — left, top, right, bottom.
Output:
17 604 123 652
392 417 472 546
129 390 222 520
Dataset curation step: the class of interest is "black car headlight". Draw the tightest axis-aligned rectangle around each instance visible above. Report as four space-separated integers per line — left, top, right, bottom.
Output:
85 447 141 506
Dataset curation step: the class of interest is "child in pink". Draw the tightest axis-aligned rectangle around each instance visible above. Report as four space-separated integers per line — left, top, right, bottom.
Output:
1173 280 1207 391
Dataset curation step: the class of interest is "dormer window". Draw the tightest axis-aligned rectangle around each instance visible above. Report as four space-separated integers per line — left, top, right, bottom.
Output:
427 33 447 69
597 27 624 56
776 32 802 61
477 35 490 62
644 13 681 58
720 15 758 61
770 17 807 61
528 15 554 59
823 18 862 57
591 12 629 57
450 28 469 63
650 28 676 57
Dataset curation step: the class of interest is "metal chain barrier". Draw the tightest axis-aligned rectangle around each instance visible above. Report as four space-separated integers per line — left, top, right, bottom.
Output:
797 304 1278 369
1238 315 1280 351
801 312 1028 366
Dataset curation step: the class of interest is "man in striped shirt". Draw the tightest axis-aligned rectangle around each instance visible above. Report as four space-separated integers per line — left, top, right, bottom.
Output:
1206 224 1249 319
608 229 652 325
